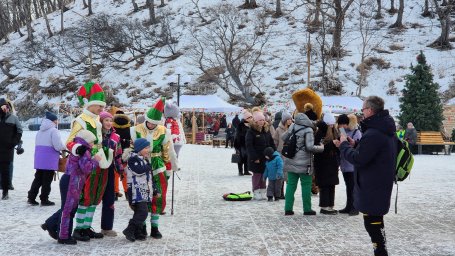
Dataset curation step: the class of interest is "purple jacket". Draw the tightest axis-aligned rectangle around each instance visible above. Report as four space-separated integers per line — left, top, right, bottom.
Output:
339 128 362 172
34 119 67 171
65 137 99 177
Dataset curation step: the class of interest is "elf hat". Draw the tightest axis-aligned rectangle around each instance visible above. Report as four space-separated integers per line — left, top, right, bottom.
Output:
145 97 165 125
78 82 106 108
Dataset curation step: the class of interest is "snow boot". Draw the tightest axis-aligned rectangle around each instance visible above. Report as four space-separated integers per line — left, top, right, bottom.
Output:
28 199 39 206
41 223 58 240
150 226 162 239
134 224 146 241
84 227 104 239
41 200 55 206
58 237 77 245
73 229 90 241
123 221 136 242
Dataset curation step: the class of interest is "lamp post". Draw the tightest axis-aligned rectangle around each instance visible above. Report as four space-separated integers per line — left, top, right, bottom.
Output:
168 70 190 215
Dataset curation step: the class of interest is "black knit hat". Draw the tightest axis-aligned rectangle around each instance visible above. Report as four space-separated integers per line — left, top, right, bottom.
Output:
263 147 275 159
337 114 349 125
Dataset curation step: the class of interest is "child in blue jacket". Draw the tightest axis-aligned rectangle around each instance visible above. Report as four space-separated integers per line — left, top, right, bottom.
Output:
263 147 284 201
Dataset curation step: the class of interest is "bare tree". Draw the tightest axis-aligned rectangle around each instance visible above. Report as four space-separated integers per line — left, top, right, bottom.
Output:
375 0 383 19
146 0 156 24
356 0 383 96
388 0 397 13
190 0 207 22
429 0 453 49
389 0 404 28
189 4 270 104
422 0 432 17
330 0 355 57
88 0 93 15
131 0 139 12
275 0 283 17
40 0 54 37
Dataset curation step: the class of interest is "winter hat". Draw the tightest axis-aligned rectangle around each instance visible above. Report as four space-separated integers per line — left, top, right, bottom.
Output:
252 107 265 121
281 111 292 125
136 115 145 124
263 147 275 159
113 113 131 129
76 130 97 144
323 112 336 125
99 111 113 122
45 111 58 122
134 138 150 153
337 114 349 125
164 102 180 119
145 97 165 124
78 82 106 108
242 109 252 120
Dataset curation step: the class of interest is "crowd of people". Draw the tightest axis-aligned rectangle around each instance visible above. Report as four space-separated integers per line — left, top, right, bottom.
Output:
1 87 416 255
231 95 401 256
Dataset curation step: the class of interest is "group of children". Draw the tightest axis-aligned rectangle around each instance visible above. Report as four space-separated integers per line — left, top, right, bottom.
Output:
41 82 183 245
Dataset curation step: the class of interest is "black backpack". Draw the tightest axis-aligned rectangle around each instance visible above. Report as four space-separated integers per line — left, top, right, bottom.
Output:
281 126 306 159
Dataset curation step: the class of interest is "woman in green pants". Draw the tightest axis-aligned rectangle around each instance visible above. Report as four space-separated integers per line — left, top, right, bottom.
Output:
281 112 324 215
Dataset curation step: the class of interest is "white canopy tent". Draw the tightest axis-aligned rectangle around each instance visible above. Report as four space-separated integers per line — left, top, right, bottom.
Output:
179 95 242 113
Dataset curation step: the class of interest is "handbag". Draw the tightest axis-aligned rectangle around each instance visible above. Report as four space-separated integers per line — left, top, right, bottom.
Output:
58 150 70 173
231 152 241 163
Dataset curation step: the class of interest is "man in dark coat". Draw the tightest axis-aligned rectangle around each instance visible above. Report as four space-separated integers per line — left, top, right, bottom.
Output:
0 98 23 200
339 96 396 256
232 114 240 129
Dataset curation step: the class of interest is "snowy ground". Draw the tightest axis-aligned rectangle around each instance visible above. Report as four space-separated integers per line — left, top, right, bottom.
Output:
0 131 455 256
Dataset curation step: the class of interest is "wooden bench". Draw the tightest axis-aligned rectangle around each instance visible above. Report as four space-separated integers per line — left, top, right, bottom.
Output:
416 131 455 155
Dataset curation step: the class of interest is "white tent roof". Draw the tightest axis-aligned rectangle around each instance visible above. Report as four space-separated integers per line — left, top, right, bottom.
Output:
179 95 242 113
320 96 363 114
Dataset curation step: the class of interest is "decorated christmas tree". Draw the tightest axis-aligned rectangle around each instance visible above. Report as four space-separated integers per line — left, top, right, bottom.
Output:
399 51 444 131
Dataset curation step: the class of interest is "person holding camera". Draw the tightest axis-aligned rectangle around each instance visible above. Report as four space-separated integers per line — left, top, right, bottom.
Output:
0 98 23 200
27 111 66 206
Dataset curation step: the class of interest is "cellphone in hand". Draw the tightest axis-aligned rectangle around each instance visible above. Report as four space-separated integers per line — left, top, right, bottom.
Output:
339 127 347 136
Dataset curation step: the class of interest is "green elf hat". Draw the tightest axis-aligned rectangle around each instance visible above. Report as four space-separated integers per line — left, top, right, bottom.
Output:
78 82 106 108
145 97 165 124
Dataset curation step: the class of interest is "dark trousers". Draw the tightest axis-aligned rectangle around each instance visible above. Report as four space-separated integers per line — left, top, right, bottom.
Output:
101 167 115 230
225 137 234 148
319 185 335 207
45 174 75 235
364 215 388 256
28 170 55 201
131 202 148 226
0 161 10 196
237 147 248 174
342 172 355 211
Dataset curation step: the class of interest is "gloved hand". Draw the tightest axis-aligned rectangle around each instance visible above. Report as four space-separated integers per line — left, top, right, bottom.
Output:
75 145 88 156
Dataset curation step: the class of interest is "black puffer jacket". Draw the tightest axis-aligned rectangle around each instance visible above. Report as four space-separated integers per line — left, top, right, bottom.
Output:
0 98 23 162
245 123 276 173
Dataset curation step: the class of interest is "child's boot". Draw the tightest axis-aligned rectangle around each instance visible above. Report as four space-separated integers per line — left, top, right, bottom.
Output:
150 226 162 239
123 221 136 242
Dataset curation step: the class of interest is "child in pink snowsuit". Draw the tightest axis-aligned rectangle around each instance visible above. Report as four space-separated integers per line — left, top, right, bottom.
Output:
58 130 101 244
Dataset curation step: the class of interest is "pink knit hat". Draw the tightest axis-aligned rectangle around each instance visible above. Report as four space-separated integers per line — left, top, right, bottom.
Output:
99 111 113 122
252 111 265 121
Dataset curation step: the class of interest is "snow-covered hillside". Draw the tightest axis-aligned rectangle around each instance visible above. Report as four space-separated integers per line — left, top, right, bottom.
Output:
0 0 454 119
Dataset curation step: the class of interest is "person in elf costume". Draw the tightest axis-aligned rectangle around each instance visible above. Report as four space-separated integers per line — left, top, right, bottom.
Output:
129 97 178 239
66 82 114 241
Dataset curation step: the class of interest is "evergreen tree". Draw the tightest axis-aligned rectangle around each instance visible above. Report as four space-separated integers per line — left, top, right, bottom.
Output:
399 51 444 131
